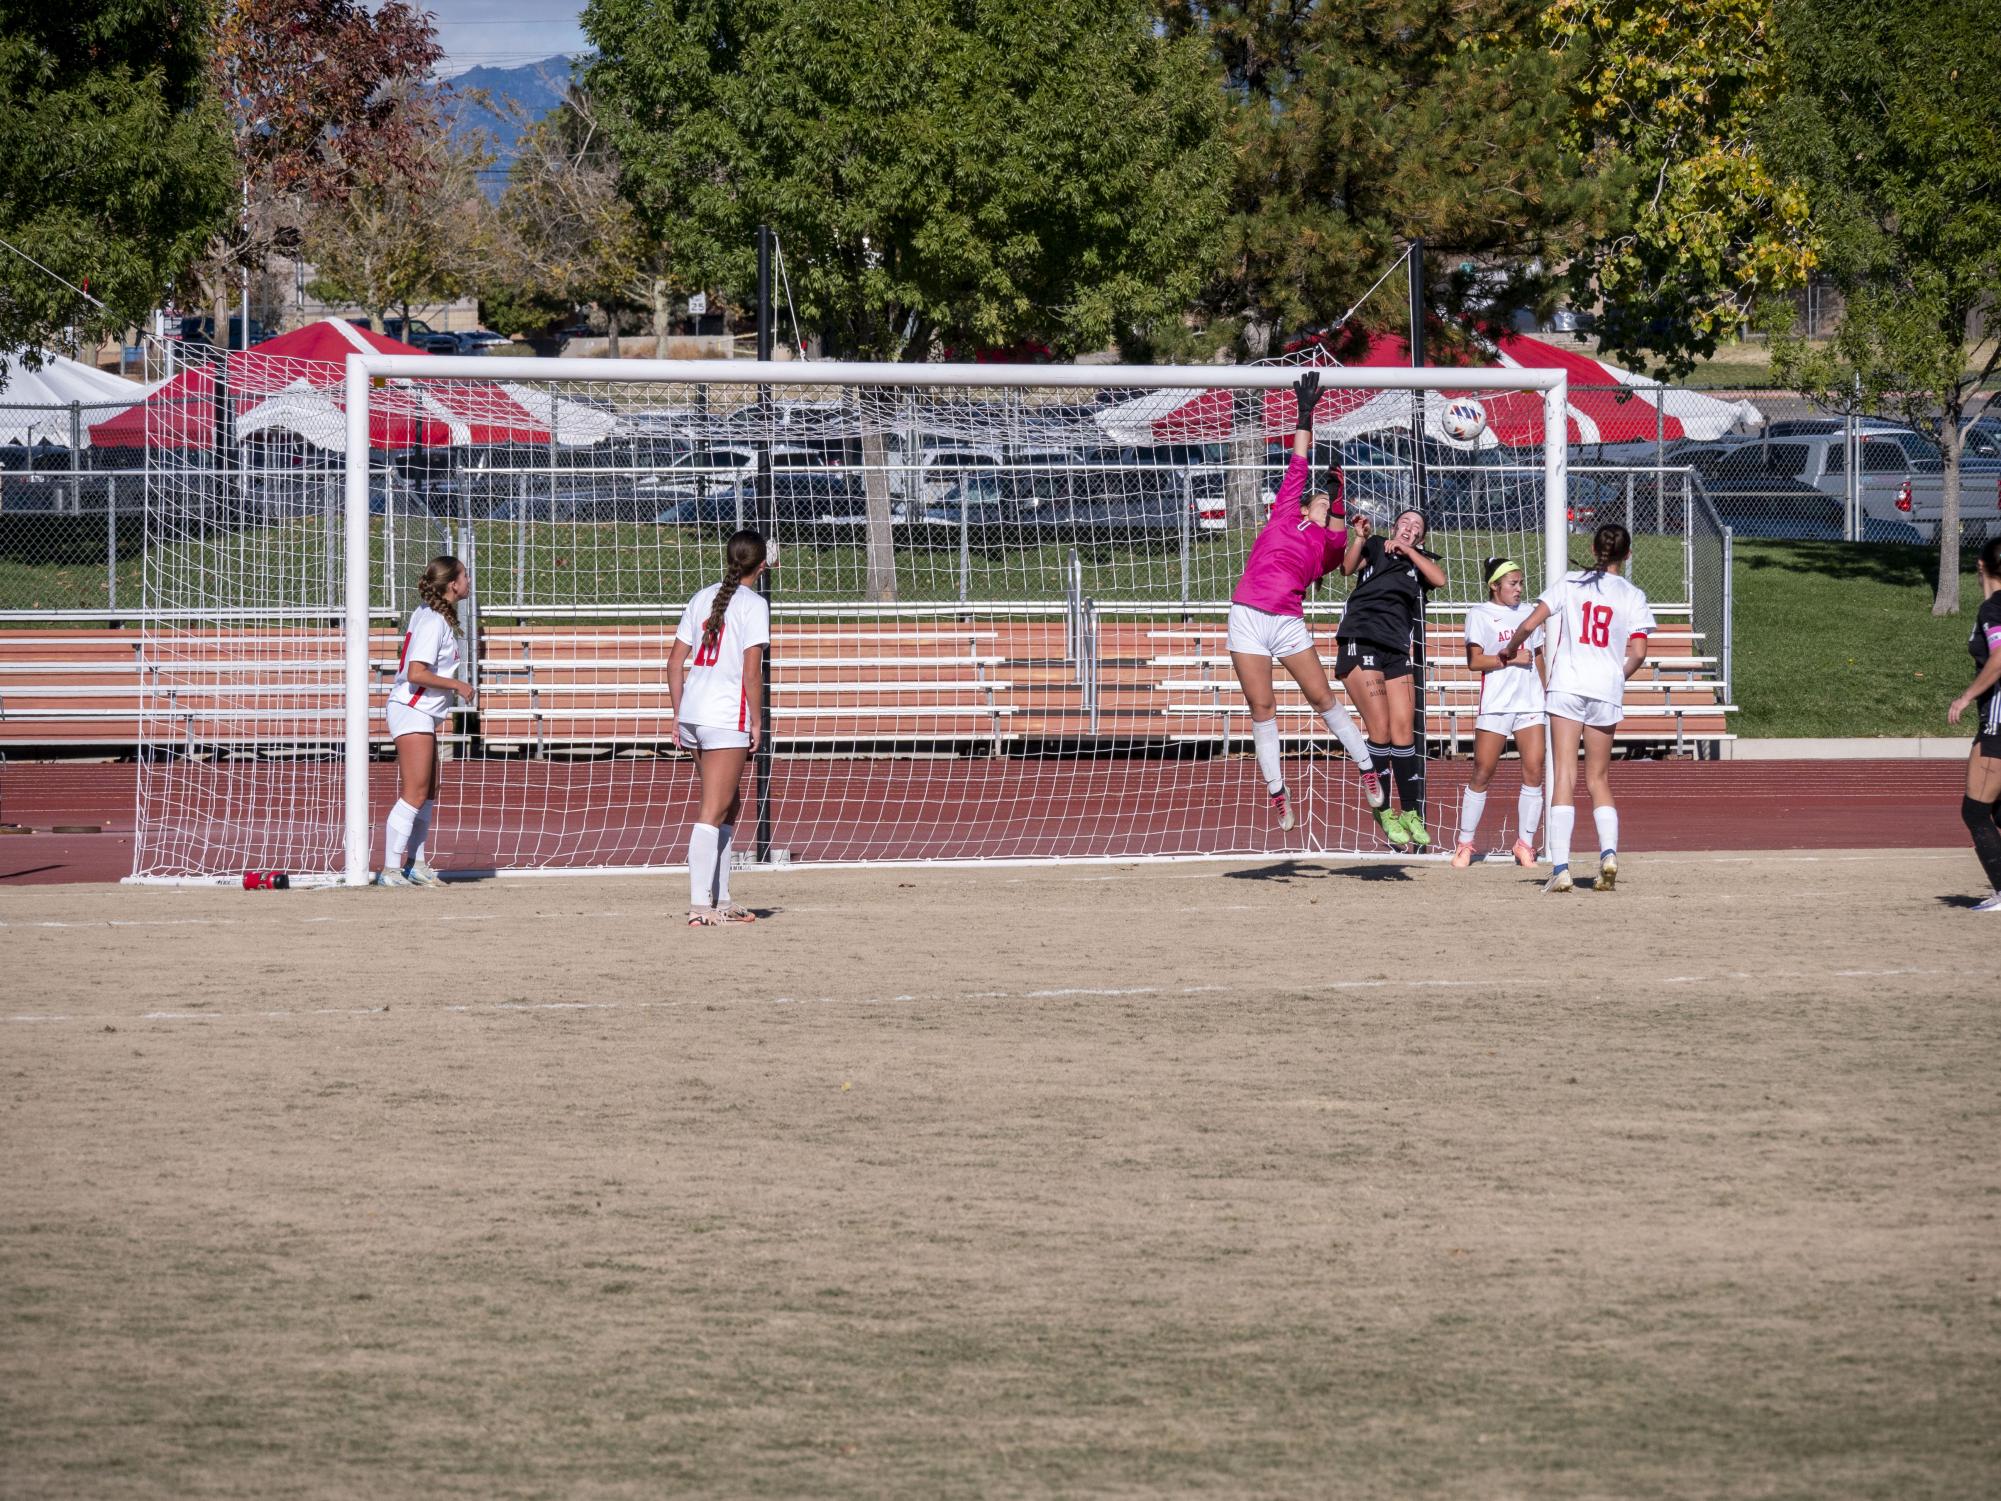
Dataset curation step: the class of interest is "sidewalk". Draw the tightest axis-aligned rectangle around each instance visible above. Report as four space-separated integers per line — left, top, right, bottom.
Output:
1728 738 1974 760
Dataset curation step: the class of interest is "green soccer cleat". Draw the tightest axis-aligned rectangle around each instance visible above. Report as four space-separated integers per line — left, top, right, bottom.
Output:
1394 808 1432 849
1373 806 1405 847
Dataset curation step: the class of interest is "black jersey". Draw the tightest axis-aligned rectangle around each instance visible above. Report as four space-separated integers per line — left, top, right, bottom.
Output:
1337 533 1436 651
1972 592 2001 736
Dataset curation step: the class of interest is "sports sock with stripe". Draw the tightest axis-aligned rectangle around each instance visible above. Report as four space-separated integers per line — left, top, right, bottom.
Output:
1963 796 2001 888
1249 717 1284 795
1517 784 1545 845
383 799 418 870
1593 804 1619 858
1389 741 1425 820
1546 805 1575 870
1457 787 1487 845
688 823 720 910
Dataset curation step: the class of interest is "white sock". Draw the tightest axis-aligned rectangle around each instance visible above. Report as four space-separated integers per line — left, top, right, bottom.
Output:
1517 785 1545 845
383 799 418 870
688 823 720 909
1594 804 1619 858
408 799 436 864
1320 705 1373 767
1249 717 1284 794
716 823 734 904
1547 805 1575 869
1457 787 1487 846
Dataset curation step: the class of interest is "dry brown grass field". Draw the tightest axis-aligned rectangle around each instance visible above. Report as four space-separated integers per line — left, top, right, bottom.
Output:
3 849 1997 1498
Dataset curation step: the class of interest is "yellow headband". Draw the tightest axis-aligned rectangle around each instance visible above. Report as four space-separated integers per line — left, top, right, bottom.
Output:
1487 559 1522 586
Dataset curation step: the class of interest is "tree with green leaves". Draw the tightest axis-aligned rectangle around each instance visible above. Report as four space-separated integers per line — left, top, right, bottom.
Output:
582 0 1227 362
0 2 235 358
1160 0 1616 361
1546 0 1814 375
1764 0 2001 614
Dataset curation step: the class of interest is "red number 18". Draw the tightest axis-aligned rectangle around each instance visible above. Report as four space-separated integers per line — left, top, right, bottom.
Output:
1579 602 1612 647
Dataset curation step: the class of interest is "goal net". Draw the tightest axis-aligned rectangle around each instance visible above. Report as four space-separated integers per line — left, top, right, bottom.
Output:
129 351 1565 883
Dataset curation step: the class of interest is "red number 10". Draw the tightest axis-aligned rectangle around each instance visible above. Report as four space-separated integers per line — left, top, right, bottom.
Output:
1579 602 1612 647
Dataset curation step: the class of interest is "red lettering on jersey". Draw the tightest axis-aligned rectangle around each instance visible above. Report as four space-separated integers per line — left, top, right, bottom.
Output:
1580 602 1612 648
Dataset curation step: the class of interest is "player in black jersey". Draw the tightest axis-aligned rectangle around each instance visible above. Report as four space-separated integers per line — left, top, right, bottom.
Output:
1947 535 2001 911
1336 508 1446 850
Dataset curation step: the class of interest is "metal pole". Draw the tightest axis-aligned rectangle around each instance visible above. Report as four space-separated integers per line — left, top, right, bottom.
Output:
69 402 82 517
106 476 116 614
1845 404 1859 541
1407 239 1430 768
341 358 374 885
1721 526 1734 702
753 225 776 863
1178 486 1192 619
1542 381 1569 816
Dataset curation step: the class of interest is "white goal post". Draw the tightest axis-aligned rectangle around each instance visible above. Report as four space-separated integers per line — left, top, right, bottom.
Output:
132 353 1568 885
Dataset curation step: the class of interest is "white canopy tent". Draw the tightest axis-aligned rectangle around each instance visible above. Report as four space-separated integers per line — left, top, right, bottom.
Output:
0 352 151 448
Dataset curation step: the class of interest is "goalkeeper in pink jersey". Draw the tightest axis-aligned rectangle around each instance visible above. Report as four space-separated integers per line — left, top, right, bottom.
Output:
1228 371 1387 830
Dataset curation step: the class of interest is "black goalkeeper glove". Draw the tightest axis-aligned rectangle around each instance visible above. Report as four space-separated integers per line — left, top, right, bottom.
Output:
1293 370 1322 429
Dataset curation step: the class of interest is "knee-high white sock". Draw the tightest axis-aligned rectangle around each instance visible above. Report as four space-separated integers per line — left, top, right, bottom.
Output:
1517 784 1545 844
383 799 418 869
1319 703 1372 768
716 823 734 904
408 799 436 863
1594 804 1619 858
1547 805 1575 869
1249 716 1284 794
1457 787 1488 845
688 823 720 909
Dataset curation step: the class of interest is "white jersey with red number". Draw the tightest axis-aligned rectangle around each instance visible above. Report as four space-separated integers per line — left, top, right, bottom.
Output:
675 581 771 729
389 605 463 719
1537 569 1655 705
1466 601 1545 716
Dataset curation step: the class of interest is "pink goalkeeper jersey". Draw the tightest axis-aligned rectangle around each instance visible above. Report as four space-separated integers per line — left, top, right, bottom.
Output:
1230 453 1348 616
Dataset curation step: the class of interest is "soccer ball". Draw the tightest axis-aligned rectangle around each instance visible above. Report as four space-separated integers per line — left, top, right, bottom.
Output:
1440 397 1488 443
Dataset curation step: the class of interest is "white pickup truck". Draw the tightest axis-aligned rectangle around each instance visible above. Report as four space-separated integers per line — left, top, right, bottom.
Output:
1683 432 2001 543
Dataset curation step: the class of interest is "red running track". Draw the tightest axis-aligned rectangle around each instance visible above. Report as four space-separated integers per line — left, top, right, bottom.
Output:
0 757 1974 886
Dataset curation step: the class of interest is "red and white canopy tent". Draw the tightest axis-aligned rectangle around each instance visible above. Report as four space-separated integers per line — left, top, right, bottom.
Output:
1091 329 1763 450
88 319 618 451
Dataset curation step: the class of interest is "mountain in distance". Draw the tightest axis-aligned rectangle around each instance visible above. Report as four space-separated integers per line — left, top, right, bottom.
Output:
437 55 581 198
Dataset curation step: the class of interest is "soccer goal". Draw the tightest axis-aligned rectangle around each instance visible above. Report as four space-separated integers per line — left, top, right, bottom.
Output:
128 354 1568 884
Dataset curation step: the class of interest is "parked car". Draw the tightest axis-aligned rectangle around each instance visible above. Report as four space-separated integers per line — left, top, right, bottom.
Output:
1671 433 2001 543
177 315 271 350
658 472 870 531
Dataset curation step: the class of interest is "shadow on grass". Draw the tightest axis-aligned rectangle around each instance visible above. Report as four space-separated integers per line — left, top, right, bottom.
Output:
1737 539 1975 591
1225 860 1415 884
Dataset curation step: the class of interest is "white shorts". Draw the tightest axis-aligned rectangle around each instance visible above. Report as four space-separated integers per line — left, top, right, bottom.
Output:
1474 710 1547 739
1545 692 1623 729
678 722 751 751
1226 604 1315 662
384 699 445 741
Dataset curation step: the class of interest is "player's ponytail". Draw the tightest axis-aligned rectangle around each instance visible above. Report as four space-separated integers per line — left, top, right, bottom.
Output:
418 555 463 631
1588 523 1632 577
703 529 767 648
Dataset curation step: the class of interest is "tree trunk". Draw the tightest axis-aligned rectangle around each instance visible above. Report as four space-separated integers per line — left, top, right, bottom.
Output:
1225 387 1266 530
652 277 671 358
1935 405 1964 615
861 421 898 603
605 304 621 358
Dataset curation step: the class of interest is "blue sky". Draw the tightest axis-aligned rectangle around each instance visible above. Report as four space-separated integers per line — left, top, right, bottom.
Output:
417 1 588 78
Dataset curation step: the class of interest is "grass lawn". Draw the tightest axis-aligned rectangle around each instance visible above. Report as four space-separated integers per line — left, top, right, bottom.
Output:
1731 538 1986 737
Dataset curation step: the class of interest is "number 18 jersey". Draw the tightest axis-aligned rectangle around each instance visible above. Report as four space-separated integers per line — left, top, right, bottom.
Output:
1537 570 1656 705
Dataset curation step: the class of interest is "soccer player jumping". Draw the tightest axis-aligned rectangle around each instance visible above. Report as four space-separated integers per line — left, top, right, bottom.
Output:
1226 371 1387 831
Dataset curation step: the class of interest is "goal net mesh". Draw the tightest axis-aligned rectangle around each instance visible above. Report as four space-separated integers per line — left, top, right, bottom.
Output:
132 353 1559 880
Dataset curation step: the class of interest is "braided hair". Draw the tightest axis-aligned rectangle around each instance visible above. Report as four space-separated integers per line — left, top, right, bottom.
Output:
1585 522 1632 578
418 555 464 630
703 529 768 650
